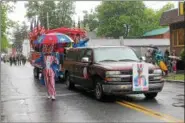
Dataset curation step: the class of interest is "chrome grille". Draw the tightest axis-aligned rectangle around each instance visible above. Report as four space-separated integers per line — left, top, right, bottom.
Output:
121 70 132 75
149 69 154 74
121 77 132 82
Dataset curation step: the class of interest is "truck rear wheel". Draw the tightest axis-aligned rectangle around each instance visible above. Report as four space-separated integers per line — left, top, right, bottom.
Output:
33 67 39 79
65 73 75 89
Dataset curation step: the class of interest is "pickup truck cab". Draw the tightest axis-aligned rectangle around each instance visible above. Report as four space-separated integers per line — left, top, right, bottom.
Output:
63 46 164 101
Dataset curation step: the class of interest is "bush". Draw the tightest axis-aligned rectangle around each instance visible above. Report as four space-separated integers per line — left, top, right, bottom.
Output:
180 49 185 61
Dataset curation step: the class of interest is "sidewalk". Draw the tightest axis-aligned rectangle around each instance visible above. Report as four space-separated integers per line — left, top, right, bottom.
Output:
164 73 184 83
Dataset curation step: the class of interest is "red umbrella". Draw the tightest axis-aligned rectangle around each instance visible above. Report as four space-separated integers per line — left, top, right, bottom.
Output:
34 33 74 45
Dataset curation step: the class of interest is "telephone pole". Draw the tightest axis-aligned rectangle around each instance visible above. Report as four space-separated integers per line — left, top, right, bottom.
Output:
47 12 49 30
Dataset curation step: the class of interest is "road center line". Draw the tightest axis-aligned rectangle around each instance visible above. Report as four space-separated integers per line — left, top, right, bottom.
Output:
116 101 184 123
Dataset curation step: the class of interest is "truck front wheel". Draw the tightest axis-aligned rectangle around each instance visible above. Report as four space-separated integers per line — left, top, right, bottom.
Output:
144 92 158 99
94 79 105 101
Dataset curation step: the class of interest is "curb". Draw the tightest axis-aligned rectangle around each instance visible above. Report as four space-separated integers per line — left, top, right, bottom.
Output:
164 79 184 83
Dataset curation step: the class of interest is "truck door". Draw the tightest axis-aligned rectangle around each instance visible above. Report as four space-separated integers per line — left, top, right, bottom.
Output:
73 49 86 84
77 49 93 87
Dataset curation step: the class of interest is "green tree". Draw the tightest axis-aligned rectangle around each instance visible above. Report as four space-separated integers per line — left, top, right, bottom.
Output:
95 1 175 38
96 1 146 38
1 1 15 52
55 1 75 28
25 1 75 30
82 10 99 31
142 2 174 34
13 21 29 44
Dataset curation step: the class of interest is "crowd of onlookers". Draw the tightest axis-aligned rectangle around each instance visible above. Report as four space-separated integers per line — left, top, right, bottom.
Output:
164 49 177 73
145 48 179 74
1 54 27 66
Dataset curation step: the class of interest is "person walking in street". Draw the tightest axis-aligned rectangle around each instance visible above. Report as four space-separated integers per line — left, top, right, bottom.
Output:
34 44 58 100
9 56 13 66
13 56 17 66
16 55 19 66
22 55 26 65
18 55 22 66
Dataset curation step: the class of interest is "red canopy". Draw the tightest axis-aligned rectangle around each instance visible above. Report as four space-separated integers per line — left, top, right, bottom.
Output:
29 26 87 48
46 27 87 38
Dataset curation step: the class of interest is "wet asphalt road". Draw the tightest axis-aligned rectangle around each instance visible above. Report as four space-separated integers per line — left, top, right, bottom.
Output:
1 62 184 122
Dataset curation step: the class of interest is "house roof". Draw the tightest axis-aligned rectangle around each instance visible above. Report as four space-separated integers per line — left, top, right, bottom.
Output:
143 27 169 37
160 8 185 26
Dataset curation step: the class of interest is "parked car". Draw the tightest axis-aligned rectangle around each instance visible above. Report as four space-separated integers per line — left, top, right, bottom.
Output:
63 46 164 101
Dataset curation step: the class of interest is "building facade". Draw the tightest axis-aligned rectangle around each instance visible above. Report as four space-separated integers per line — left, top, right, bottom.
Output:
160 8 185 56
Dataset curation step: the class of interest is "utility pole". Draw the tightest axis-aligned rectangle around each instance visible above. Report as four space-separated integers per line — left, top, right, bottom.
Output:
47 12 49 30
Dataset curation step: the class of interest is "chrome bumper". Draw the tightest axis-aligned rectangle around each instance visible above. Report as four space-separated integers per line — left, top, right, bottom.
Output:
102 80 164 95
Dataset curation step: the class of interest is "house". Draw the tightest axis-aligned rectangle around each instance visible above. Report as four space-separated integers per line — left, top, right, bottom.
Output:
143 27 170 39
160 8 185 56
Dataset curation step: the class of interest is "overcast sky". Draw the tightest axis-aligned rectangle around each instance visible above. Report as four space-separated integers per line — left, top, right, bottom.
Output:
8 1 178 23
7 1 178 39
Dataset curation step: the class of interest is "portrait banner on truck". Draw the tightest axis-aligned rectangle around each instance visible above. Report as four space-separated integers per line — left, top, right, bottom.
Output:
132 63 149 91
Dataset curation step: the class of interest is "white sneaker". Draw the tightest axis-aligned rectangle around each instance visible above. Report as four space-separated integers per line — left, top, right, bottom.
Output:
51 96 56 100
47 95 51 99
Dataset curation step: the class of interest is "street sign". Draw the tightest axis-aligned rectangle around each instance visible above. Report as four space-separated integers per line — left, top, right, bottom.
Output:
178 2 185 16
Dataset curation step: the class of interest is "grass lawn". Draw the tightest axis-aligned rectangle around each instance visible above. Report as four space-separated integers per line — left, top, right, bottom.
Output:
165 74 184 81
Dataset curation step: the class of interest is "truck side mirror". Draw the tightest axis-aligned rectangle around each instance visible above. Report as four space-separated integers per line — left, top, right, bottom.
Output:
81 57 89 63
140 56 146 61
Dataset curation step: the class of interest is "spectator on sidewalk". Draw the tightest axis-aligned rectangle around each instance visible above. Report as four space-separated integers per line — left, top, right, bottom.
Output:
171 50 177 74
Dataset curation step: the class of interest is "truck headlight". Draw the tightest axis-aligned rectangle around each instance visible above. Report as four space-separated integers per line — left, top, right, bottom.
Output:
106 71 120 76
154 69 162 75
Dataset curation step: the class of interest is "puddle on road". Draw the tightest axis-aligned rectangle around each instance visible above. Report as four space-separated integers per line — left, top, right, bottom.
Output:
172 94 184 108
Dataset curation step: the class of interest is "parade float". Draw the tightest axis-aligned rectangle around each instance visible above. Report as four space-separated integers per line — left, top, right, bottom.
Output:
146 46 168 75
28 26 87 82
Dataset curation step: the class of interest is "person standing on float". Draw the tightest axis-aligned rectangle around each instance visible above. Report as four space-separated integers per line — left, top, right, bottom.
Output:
73 34 89 48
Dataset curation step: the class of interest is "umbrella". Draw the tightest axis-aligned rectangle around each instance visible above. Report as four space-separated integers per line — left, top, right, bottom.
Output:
34 33 74 45
168 55 181 60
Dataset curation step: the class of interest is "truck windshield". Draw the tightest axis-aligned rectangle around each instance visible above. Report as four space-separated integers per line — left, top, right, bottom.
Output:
94 47 139 62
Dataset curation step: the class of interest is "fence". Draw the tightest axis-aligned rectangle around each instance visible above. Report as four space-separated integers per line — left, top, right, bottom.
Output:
88 38 170 57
